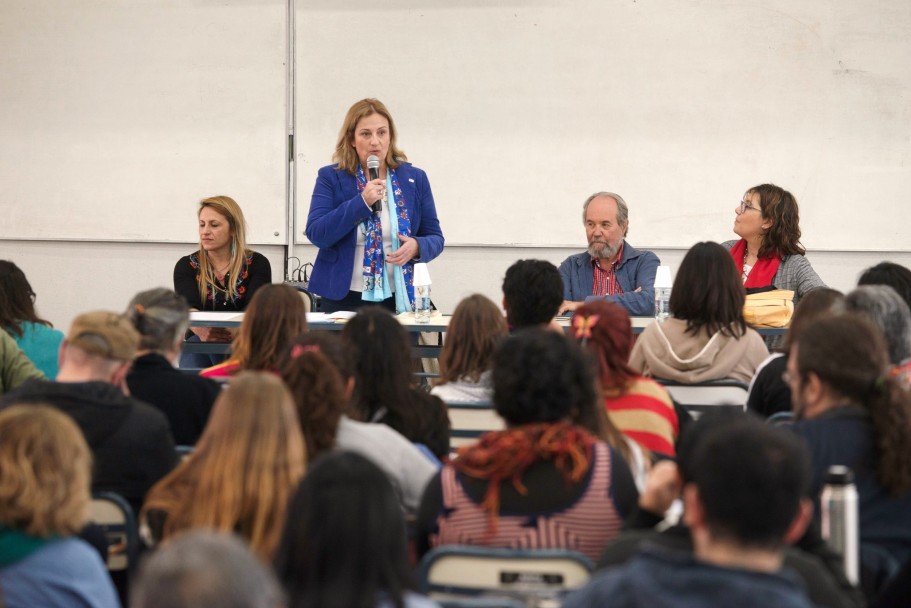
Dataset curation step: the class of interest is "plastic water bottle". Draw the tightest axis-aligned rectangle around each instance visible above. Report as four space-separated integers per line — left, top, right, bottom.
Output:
414 284 431 323
654 265 673 321
821 465 859 585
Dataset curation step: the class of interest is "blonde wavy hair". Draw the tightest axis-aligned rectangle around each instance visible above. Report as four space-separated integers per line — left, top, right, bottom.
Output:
332 98 407 174
142 372 306 560
195 195 250 307
0 405 92 537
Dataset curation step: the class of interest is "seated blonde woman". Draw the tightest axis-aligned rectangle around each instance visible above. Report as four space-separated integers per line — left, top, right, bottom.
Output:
431 293 508 404
0 405 119 607
141 372 306 561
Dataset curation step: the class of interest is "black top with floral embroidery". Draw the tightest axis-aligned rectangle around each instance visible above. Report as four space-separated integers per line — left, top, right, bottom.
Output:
173 251 272 311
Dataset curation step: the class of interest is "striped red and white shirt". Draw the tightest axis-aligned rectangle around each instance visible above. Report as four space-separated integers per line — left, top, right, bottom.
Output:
591 244 624 297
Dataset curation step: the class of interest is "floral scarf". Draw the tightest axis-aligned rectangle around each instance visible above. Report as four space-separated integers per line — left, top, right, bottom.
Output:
355 165 415 313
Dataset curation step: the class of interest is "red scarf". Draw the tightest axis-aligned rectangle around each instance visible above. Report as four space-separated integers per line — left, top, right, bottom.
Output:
453 422 596 533
729 238 781 289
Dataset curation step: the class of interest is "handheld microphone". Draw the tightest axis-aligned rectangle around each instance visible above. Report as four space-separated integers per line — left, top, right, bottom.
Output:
367 155 381 214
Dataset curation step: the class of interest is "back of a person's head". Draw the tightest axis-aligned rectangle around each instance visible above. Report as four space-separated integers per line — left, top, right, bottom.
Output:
858 261 911 311
0 405 91 537
274 451 414 608
502 259 563 328
233 283 308 371
795 314 911 495
670 241 746 338
132 532 284 608
0 259 50 336
844 284 911 365
571 300 637 392
783 287 844 353
687 415 810 550
62 310 141 377
278 334 348 461
144 371 305 560
126 288 190 354
493 329 597 426
439 293 508 384
341 307 412 417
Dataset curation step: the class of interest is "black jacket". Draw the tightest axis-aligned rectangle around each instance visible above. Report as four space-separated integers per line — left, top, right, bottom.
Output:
0 379 178 514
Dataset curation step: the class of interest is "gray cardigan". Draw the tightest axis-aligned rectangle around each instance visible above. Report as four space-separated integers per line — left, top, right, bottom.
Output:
721 240 827 306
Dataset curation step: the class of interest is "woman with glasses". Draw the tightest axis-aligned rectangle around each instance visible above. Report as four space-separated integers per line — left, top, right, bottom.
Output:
724 184 826 309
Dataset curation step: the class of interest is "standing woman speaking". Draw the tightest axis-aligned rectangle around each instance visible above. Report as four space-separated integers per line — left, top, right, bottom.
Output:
306 99 444 314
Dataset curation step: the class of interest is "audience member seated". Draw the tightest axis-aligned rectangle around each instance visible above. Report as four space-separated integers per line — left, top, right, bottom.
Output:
0 405 119 608
431 293 507 404
566 414 818 608
559 191 660 316
131 532 283 608
124 288 221 445
200 283 308 378
858 261 911 311
141 372 305 561
416 330 638 562
502 259 564 332
0 260 64 379
0 311 176 514
747 288 844 419
174 195 272 368
629 241 768 383
0 328 43 396
789 314 911 593
596 413 862 608
278 332 437 513
572 300 679 458
844 285 911 388
275 451 438 608
342 307 450 460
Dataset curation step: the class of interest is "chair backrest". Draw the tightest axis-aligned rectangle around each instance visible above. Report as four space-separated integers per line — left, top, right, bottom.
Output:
418 545 593 604
656 379 749 418
446 401 504 448
90 491 139 574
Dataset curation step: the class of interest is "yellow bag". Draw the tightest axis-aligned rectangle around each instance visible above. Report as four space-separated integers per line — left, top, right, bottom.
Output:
743 289 794 328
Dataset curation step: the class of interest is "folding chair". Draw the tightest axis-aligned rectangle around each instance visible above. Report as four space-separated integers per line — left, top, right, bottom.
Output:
656 379 749 418
90 492 139 574
445 401 504 449
418 545 593 605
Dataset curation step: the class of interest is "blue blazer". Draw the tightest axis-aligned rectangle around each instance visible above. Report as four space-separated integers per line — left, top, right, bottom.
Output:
558 241 660 317
305 163 445 301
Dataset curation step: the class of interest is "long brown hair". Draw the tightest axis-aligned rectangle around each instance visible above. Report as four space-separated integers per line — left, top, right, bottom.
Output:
571 300 638 395
194 196 250 307
0 260 52 337
796 314 911 496
142 372 306 560
332 99 407 174
232 284 308 371
747 184 806 258
439 294 508 384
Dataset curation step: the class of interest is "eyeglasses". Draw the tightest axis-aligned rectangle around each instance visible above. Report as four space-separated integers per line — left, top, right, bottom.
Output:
737 200 760 215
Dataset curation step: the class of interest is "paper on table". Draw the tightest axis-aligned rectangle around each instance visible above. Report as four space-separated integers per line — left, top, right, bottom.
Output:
190 312 244 322
306 311 356 323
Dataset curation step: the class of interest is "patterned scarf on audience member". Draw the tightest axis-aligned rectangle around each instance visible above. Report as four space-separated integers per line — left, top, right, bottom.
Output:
354 165 414 313
453 422 597 533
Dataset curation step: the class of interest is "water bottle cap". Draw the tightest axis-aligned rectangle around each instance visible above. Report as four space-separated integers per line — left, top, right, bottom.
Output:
823 465 854 485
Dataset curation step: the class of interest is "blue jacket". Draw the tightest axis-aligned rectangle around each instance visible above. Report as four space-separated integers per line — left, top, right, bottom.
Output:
305 163 445 301
558 242 660 316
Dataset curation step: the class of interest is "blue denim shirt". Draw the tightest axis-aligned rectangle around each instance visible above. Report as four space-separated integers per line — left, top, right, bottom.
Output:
558 241 660 317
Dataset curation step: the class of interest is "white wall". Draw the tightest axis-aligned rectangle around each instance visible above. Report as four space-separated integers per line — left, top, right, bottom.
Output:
5 239 909 332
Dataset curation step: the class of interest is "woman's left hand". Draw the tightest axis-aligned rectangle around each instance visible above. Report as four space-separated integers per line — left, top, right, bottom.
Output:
387 234 420 266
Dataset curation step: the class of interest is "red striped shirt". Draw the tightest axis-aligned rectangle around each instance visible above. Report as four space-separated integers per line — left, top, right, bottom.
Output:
591 244 624 297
